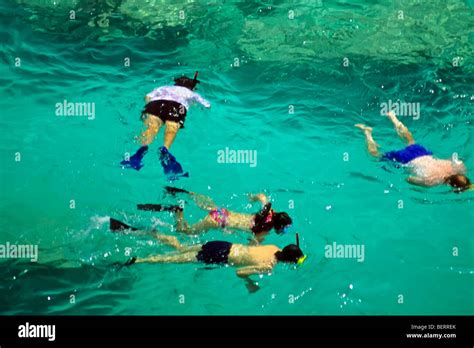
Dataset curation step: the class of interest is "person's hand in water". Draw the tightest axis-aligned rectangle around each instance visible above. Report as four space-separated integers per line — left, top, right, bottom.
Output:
248 193 269 205
244 277 261 293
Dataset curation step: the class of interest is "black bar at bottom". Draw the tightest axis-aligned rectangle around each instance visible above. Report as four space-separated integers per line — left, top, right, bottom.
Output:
0 315 471 346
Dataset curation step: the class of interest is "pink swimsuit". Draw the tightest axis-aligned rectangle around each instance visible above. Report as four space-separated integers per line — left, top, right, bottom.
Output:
209 208 230 227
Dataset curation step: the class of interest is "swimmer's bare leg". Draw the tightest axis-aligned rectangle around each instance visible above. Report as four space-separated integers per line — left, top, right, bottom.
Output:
175 211 218 235
163 121 180 149
355 124 380 157
386 111 415 145
185 217 218 234
152 233 183 250
135 251 198 264
190 193 216 211
139 114 163 146
174 208 190 232
151 233 202 252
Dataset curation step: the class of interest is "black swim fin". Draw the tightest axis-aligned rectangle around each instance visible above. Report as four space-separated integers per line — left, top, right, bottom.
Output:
164 186 190 196
137 204 183 212
113 256 137 270
123 256 137 267
110 218 138 232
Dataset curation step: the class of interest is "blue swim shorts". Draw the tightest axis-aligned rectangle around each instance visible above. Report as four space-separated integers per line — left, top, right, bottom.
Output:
382 144 433 164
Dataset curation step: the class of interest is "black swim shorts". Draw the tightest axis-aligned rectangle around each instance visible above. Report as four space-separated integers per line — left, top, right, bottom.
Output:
141 100 187 128
196 241 233 265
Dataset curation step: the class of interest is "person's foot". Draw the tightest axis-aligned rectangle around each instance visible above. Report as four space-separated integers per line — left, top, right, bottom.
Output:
355 124 380 150
355 124 372 133
386 110 397 119
386 112 408 137
386 111 403 127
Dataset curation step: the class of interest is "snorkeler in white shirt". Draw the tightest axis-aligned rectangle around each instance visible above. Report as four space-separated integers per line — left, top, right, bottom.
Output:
121 72 211 177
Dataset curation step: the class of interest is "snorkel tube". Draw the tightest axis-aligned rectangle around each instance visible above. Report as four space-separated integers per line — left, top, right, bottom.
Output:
174 71 199 90
296 233 307 266
191 71 199 89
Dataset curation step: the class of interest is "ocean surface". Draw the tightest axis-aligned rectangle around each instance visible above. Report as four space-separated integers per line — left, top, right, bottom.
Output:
0 0 473 315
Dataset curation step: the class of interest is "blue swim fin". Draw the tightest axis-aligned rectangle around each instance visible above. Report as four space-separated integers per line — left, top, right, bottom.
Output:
120 145 148 170
159 146 189 180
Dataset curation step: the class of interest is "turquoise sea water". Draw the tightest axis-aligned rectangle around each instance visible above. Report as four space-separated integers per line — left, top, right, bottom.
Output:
0 0 473 315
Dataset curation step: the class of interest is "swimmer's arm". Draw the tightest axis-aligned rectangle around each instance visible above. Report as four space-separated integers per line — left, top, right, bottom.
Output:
451 159 466 174
134 254 170 263
192 93 211 108
145 87 163 103
236 265 272 278
249 193 269 205
406 176 435 187
237 265 271 293
248 233 266 246
256 233 267 244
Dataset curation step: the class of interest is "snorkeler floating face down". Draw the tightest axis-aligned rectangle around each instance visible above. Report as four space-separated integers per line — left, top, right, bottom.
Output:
137 189 295 242
355 111 471 193
110 219 307 292
120 71 210 178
